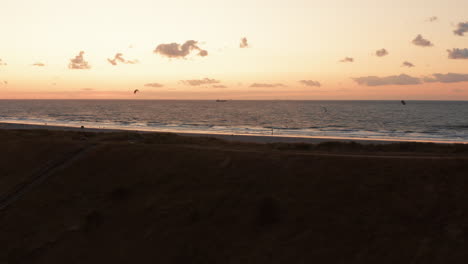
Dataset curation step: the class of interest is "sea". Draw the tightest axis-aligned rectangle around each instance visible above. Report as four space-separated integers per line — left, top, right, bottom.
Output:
0 100 467 143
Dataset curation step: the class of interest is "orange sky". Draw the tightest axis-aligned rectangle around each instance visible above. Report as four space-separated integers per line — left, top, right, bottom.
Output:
1 0 468 99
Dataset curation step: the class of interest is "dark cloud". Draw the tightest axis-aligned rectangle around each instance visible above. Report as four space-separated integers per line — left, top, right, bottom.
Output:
144 83 164 88
107 53 138 65
0 59 7 66
212 85 227 88
423 73 468 83
299 80 321 87
250 83 285 88
402 61 415 68
447 48 468 59
154 40 208 59
353 74 421 86
454 22 468 36
412 34 433 47
69 51 90 69
375 48 389 57
32 62 45 67
240 37 249 48
339 57 354 63
182 78 220 86
427 16 438 22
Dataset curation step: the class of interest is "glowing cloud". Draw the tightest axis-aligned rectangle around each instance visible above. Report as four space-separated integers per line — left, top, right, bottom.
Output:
375 48 389 57
68 51 90 70
240 37 249 48
154 40 208 59
32 62 45 67
412 34 433 47
107 53 138 65
402 61 415 68
454 22 468 36
339 57 354 63
447 48 468 59
182 78 220 86
353 74 421 86
250 83 285 88
212 85 227 88
299 80 321 87
424 73 468 83
144 83 164 88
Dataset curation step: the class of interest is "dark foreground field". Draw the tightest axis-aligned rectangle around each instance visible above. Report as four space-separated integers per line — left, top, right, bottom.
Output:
1 129 468 263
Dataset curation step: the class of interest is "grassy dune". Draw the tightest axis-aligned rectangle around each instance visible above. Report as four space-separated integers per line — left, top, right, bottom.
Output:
1 129 468 263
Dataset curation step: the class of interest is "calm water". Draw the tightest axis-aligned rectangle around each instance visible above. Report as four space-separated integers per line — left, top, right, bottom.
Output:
1 100 467 142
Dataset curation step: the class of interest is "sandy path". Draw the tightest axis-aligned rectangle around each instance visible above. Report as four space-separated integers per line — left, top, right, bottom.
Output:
0 144 97 211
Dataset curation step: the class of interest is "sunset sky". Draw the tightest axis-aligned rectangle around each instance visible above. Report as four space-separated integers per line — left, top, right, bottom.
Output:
1 0 468 100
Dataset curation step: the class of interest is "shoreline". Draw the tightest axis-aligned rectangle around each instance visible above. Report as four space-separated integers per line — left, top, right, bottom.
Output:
1 121 465 145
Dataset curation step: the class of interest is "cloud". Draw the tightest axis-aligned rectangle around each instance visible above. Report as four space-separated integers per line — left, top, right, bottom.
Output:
423 73 468 83
81 88 94 91
339 57 354 63
412 34 433 47
154 40 208 58
353 74 421 86
182 78 220 86
0 59 7 66
299 80 321 87
375 48 389 57
107 53 138 65
212 85 227 88
355 72 468 86
32 62 45 67
427 16 438 22
68 51 90 69
447 48 468 59
250 83 285 88
402 61 415 68
240 37 249 48
454 22 468 36
144 83 164 88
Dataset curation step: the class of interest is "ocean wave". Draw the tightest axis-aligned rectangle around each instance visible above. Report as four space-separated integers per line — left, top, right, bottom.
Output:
2 100 468 143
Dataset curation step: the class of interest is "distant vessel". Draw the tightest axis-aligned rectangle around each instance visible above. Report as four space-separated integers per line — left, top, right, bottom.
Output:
401 100 406 105
216 99 227 102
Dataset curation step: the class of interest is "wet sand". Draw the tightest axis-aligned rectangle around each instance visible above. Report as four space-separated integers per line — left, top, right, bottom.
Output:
1 129 468 263
1 121 461 145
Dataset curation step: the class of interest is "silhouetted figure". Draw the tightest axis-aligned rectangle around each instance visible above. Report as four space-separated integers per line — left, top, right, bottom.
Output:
401 100 406 105
134 89 139 94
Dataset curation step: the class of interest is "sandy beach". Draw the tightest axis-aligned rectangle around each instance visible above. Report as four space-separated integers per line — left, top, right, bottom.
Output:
2 121 463 145
1 127 468 263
